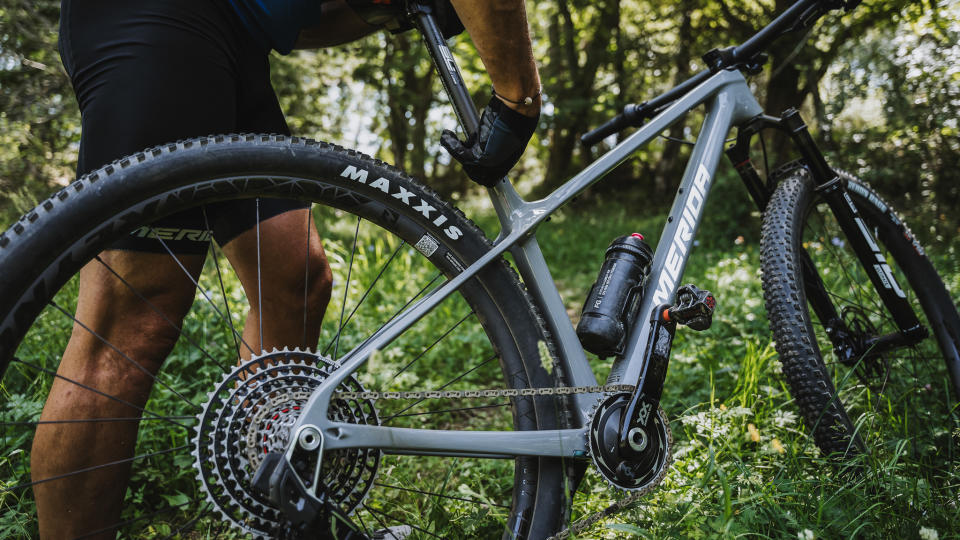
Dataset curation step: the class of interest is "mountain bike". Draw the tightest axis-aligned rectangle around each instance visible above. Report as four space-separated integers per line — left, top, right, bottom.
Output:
1 0 958 538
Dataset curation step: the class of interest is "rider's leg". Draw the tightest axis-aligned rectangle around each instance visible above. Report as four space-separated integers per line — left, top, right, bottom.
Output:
32 251 205 540
32 216 332 539
220 208 332 358
36 1 331 536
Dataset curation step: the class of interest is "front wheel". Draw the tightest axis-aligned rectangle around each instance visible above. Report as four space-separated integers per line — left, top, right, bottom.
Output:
761 165 960 460
0 134 570 538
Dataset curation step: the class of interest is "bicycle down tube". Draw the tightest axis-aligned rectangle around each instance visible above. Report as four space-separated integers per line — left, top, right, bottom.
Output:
291 67 765 458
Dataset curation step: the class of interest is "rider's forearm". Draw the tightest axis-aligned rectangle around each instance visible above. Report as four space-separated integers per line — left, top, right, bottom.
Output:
450 0 541 117
293 0 378 49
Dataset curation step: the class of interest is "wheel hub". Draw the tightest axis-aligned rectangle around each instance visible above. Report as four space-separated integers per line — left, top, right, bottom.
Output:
837 306 891 388
589 393 671 491
193 349 379 538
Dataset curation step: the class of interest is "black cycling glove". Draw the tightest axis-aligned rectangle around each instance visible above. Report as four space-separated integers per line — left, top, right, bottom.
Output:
440 96 539 187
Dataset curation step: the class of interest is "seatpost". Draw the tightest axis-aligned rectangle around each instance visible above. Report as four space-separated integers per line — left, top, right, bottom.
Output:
411 3 480 136
411 2 531 227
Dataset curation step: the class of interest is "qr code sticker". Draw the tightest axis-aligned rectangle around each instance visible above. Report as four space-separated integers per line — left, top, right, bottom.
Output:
414 234 439 257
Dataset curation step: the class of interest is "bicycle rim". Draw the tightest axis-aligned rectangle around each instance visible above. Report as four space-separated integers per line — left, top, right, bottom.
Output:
0 135 568 538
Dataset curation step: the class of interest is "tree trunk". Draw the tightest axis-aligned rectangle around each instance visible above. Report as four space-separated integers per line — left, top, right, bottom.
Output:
537 0 621 197
653 0 696 198
384 33 434 182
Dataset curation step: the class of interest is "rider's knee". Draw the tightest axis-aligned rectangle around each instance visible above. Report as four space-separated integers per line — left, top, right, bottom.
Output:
308 253 333 309
263 246 332 310
124 312 183 365
89 310 182 378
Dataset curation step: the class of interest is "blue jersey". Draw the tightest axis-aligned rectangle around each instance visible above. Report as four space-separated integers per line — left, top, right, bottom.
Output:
228 0 323 54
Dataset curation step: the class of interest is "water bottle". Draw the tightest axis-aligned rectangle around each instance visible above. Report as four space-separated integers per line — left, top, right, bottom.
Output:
576 233 653 358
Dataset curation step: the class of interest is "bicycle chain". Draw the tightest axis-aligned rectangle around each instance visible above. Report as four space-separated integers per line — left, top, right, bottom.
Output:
332 383 634 401
332 383 668 540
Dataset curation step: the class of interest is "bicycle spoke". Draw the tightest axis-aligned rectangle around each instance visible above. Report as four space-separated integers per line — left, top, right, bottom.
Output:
334 217 361 361
203 206 251 360
375 481 511 509
322 263 437 358
807 211 888 319
303 205 313 348
146 229 254 355
3 445 189 493
386 402 510 419
93 255 227 373
383 353 498 420
8 357 189 431
363 504 445 539
158 502 215 540
321 239 406 356
73 498 204 539
383 311 474 388
1 416 194 427
256 198 264 353
48 300 200 411
353 508 377 538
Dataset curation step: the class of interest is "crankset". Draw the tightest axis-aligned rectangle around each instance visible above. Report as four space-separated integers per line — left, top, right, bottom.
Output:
587 284 714 489
589 393 671 490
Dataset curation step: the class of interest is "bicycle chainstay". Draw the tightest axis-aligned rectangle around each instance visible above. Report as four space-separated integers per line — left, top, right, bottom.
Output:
331 383 670 540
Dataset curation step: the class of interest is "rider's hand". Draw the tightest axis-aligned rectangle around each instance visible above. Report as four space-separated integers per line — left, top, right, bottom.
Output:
441 96 539 187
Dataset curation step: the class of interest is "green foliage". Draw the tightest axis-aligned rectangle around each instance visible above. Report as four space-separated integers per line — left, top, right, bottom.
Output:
822 1 960 243
1 192 958 536
0 0 80 223
536 202 959 540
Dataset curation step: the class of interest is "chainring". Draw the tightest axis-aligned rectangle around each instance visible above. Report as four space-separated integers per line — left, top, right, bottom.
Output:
588 393 672 491
192 349 379 538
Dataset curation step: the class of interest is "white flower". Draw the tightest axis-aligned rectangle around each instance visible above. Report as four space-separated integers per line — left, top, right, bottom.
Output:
723 406 752 418
773 410 797 428
797 529 814 540
919 527 939 540
680 411 731 438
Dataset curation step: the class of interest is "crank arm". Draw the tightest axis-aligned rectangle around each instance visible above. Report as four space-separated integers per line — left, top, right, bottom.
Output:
617 305 676 457
617 285 716 456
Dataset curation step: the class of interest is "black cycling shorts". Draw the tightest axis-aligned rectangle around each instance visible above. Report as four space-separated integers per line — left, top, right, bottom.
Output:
59 0 308 254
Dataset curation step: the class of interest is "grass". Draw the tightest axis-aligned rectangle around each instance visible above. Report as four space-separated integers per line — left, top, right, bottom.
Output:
526 182 960 539
1 177 958 539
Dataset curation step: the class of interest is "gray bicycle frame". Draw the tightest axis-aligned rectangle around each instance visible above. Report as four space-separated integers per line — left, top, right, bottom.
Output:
291 64 764 464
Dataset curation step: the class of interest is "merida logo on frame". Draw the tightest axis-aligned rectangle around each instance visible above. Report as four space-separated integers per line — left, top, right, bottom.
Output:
651 163 711 305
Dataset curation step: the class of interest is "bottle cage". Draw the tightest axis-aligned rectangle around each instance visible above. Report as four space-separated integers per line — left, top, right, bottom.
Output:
344 0 464 39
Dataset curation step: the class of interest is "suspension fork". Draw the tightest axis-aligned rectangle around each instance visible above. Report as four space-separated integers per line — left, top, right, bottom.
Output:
726 110 928 357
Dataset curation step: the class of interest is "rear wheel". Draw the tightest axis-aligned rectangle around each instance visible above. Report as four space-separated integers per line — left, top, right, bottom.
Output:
761 165 960 460
0 135 570 538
